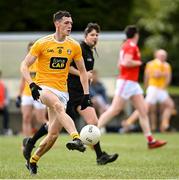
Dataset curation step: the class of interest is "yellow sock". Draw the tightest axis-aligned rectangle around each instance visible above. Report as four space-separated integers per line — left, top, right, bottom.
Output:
71 132 80 140
88 145 94 150
30 154 40 163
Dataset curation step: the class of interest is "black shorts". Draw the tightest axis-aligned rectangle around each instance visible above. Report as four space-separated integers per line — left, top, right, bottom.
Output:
66 89 83 120
66 88 93 120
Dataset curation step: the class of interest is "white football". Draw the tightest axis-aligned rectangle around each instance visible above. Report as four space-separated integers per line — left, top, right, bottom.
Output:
80 125 101 145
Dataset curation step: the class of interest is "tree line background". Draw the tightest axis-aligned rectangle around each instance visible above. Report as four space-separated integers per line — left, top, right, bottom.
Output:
0 0 179 85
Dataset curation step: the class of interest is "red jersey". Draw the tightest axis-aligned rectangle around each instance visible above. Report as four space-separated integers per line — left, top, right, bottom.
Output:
118 39 141 81
0 80 6 108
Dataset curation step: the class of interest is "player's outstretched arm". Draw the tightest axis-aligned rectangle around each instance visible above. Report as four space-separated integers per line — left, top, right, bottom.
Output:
20 53 36 85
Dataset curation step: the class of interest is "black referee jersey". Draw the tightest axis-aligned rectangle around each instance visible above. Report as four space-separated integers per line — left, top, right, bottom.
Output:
66 41 95 119
67 41 95 94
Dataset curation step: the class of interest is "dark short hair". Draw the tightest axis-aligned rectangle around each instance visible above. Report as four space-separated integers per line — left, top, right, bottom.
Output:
84 23 100 36
124 25 138 38
53 10 71 22
27 41 34 50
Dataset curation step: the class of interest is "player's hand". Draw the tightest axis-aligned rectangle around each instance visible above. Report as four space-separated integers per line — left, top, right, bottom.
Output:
15 96 21 108
29 82 42 100
81 94 92 110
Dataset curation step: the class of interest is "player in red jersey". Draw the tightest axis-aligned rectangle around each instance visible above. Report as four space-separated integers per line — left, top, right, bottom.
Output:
98 25 167 149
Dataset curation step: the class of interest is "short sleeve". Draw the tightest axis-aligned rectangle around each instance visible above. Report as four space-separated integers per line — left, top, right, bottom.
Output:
30 40 41 57
73 42 83 61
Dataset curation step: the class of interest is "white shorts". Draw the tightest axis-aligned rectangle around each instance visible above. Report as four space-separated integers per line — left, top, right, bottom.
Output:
40 85 69 109
21 95 46 109
145 86 169 104
115 79 143 100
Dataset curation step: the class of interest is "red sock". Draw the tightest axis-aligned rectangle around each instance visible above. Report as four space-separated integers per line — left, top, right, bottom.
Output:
147 135 155 143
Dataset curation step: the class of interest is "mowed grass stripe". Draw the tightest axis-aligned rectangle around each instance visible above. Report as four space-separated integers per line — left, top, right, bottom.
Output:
0 133 178 179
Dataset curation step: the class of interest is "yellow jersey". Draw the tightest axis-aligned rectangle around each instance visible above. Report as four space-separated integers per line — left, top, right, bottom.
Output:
22 62 37 96
145 59 171 88
30 34 82 92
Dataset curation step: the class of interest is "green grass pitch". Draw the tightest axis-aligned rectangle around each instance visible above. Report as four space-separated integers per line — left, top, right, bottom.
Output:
0 133 179 179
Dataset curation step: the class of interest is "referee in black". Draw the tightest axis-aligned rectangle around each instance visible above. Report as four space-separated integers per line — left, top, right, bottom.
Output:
67 23 118 165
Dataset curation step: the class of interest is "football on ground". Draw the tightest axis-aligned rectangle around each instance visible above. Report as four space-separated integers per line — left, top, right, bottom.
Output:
80 125 101 145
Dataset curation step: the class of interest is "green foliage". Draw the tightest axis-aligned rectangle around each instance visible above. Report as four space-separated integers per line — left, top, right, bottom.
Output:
168 86 179 95
0 0 133 31
0 0 58 31
0 134 179 178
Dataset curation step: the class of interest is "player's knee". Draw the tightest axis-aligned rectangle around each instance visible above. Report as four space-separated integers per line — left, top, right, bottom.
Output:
138 108 148 118
163 102 174 110
140 112 148 120
144 109 148 115
111 106 122 116
53 102 64 113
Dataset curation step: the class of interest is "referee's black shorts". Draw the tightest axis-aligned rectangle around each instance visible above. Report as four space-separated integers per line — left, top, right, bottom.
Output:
66 88 83 120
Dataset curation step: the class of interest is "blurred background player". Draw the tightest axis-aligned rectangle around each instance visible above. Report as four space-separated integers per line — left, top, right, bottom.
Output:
90 70 109 117
16 41 47 140
98 25 167 149
145 49 175 132
121 49 176 132
23 22 118 166
0 70 11 135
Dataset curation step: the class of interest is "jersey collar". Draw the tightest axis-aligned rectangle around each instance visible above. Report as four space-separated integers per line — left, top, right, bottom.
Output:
53 34 67 44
